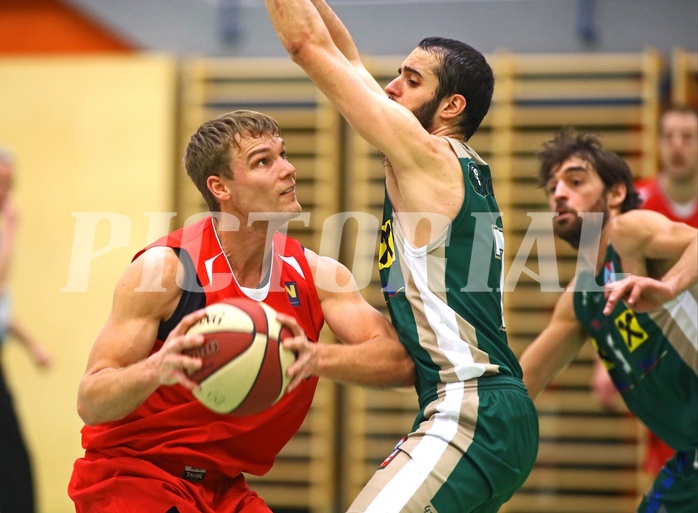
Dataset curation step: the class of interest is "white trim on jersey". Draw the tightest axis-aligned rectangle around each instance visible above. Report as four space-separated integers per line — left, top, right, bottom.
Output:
395 218 487 382
663 290 698 352
203 252 223 286
277 253 305 279
363 382 464 513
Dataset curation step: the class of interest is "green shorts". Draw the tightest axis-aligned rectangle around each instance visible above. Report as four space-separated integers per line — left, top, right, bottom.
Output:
638 449 698 513
348 375 539 513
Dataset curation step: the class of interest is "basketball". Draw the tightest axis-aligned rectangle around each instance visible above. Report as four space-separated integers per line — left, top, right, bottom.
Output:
185 298 296 415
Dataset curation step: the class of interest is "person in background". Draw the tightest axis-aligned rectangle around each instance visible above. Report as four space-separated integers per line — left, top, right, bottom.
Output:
590 104 697 476
264 1 539 511
68 110 414 513
0 148 52 513
637 104 697 227
520 129 697 513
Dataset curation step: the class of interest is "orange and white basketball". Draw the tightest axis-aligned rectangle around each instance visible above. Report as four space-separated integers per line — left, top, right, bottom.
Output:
186 298 296 415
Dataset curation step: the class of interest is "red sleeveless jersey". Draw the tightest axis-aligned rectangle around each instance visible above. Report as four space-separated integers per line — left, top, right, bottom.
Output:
79 216 324 478
636 178 698 227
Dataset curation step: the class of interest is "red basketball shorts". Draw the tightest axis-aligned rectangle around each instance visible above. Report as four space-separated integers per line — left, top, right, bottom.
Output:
69 455 271 513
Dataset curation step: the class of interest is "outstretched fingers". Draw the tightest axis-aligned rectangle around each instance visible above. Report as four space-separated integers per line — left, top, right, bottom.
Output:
603 275 634 315
603 274 671 314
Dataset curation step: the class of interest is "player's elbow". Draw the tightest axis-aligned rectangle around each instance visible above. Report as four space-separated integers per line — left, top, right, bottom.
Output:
283 31 312 60
77 397 99 427
284 33 328 70
394 354 417 388
403 364 417 388
76 385 113 427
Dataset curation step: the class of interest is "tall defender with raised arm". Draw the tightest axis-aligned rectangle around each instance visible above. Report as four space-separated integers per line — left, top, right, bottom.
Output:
265 1 539 511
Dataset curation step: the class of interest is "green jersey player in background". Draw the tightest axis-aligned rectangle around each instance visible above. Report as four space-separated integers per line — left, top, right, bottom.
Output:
520 129 698 513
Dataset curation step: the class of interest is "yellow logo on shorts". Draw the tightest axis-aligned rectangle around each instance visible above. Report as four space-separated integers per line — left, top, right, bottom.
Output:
614 309 648 351
379 219 395 270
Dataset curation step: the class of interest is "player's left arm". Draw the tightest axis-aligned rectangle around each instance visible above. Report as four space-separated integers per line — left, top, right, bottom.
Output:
280 249 415 392
604 210 698 313
264 0 435 174
308 0 383 94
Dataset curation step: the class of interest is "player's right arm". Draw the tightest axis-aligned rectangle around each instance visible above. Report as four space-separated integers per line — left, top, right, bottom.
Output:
264 0 433 172
519 283 589 400
603 210 698 313
265 0 466 234
280 249 415 392
308 0 384 94
76 247 207 426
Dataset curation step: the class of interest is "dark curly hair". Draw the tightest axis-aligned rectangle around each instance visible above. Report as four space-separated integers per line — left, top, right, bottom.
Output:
537 128 641 213
419 37 494 141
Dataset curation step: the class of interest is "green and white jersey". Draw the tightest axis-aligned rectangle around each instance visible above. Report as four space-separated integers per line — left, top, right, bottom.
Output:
378 137 522 401
574 244 698 451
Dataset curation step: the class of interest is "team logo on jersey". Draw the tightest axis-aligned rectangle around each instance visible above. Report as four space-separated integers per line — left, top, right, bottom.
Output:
614 309 648 351
379 219 395 270
285 281 301 306
468 161 493 197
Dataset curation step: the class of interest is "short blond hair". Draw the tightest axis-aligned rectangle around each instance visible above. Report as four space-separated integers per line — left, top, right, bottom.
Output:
184 110 281 212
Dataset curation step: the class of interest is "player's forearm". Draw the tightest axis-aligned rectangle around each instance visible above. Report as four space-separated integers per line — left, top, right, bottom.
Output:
77 361 161 426
520 330 582 399
309 0 384 94
265 0 329 58
520 357 564 400
519 350 552 399
315 338 415 388
661 233 698 297
310 0 360 62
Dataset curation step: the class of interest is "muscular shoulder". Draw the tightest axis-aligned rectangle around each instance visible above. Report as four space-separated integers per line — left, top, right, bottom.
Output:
610 209 696 263
609 210 662 252
303 248 357 300
612 209 662 230
387 136 465 223
115 246 183 322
